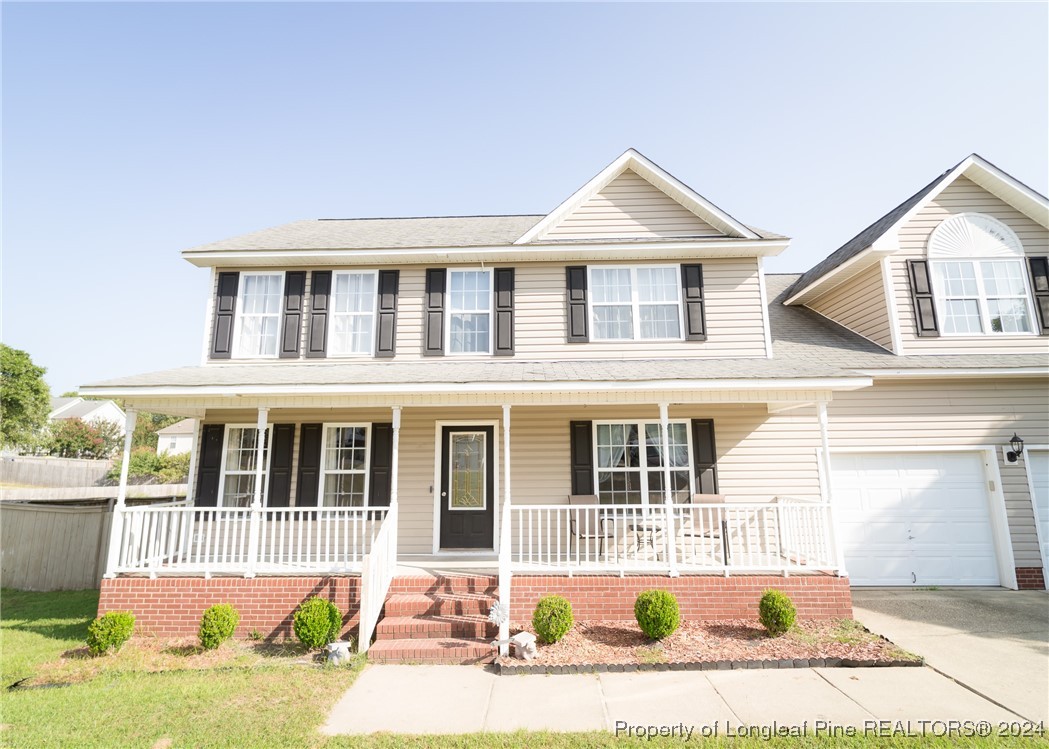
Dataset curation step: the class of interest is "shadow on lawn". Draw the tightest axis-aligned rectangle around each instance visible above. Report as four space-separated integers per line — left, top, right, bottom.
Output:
1 588 99 644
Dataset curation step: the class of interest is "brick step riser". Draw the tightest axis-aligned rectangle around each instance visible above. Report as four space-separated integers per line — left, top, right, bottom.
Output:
389 577 498 596
375 623 498 640
384 600 494 618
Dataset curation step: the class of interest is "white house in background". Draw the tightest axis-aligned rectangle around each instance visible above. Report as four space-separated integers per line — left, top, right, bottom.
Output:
48 397 126 435
155 418 196 455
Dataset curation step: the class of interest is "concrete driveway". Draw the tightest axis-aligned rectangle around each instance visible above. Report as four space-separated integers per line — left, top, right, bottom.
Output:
852 588 1049 723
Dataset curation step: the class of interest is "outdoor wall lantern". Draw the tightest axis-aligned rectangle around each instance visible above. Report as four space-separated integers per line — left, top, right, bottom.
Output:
1005 433 1025 463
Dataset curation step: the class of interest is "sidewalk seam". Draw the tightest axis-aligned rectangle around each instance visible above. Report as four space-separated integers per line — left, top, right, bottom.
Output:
921 664 1032 723
595 673 613 731
702 673 743 725
813 667 878 720
480 670 498 733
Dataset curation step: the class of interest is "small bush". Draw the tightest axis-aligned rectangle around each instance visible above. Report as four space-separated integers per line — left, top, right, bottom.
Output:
293 597 342 649
531 595 574 644
758 589 797 636
198 603 240 650
86 611 135 656
634 589 680 639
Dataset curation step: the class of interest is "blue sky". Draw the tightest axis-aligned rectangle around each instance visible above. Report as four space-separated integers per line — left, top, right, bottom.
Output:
3 2 1047 395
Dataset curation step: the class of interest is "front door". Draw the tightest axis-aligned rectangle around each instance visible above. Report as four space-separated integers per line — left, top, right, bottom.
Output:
439 426 495 549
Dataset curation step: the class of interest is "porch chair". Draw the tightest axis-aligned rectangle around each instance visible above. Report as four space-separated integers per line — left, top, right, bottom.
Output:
567 495 615 559
676 493 729 566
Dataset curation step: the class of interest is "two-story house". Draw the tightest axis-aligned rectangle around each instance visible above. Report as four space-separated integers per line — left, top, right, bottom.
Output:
85 149 1048 663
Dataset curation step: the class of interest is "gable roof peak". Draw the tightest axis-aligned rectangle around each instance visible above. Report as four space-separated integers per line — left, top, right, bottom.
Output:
514 149 763 244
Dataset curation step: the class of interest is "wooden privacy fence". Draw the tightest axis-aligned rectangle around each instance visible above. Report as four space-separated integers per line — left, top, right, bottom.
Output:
1 502 114 590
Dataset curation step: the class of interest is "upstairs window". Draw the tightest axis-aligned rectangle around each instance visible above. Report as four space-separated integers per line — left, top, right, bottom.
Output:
447 269 492 354
234 273 284 357
928 213 1034 335
328 271 378 356
589 266 683 340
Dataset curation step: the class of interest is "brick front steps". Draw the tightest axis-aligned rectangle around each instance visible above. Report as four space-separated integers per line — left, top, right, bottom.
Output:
368 575 499 664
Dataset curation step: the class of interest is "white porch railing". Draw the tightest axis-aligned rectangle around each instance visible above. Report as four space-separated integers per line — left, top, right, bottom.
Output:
357 502 398 654
509 497 837 575
112 506 388 576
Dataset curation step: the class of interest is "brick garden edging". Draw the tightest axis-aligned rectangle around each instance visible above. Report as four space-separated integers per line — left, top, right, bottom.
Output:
498 656 924 675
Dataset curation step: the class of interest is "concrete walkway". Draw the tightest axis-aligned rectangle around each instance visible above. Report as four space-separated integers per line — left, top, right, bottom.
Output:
852 588 1049 723
322 664 1021 735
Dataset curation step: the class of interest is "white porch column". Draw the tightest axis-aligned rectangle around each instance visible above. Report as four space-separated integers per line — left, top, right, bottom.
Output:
245 407 269 578
390 407 402 509
498 404 512 655
659 403 680 577
184 417 201 504
817 402 848 576
103 408 138 578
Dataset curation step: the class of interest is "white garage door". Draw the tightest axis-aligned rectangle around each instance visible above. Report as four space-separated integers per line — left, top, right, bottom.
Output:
833 452 1000 586
1028 450 1049 574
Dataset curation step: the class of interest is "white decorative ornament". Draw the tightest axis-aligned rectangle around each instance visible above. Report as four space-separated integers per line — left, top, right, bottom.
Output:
927 213 1023 259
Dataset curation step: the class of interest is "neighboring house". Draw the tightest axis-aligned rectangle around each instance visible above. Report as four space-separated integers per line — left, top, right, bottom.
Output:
48 397 126 435
155 418 196 455
84 149 1048 661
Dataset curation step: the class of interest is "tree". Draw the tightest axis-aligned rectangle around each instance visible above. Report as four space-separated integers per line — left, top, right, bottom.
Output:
0 344 51 449
47 419 105 458
132 412 183 450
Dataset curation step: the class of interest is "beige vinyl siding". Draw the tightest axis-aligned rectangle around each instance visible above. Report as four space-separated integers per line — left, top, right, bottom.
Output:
807 263 893 350
209 258 769 362
892 176 1049 353
543 170 724 240
827 378 1049 568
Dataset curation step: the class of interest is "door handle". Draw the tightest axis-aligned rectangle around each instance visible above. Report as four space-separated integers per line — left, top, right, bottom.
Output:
441 491 447 497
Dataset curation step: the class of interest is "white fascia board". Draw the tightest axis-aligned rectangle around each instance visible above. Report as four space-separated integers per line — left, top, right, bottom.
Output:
783 245 895 306
182 239 789 268
513 149 759 245
80 376 873 399
856 368 1049 379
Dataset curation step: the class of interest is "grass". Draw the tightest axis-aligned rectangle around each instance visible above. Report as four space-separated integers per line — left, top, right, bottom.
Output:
1 590 1043 748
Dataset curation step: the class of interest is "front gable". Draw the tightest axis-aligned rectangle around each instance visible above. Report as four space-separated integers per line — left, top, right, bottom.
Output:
516 149 759 244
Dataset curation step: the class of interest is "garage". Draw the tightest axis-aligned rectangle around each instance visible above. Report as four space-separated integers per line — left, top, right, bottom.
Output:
1028 450 1049 575
832 451 1001 586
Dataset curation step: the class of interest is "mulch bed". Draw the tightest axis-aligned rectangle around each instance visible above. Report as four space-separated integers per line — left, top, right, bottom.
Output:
496 619 921 674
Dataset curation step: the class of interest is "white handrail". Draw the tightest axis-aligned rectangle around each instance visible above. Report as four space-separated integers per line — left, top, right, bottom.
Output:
358 503 398 654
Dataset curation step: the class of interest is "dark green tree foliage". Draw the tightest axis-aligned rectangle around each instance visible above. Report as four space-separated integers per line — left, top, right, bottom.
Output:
0 344 51 448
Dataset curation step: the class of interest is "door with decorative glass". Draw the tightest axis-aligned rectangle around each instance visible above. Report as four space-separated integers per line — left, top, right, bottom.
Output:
439 426 495 549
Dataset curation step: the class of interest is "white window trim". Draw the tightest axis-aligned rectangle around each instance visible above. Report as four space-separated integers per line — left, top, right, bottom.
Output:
587 264 685 342
929 257 1038 337
445 267 494 356
326 270 380 358
591 419 695 506
233 271 285 359
317 423 372 507
447 430 488 512
217 423 273 508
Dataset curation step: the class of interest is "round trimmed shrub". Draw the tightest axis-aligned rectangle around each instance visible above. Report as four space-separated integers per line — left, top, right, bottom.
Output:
634 589 680 640
758 589 797 636
293 597 342 649
86 611 135 656
198 603 240 650
531 595 574 644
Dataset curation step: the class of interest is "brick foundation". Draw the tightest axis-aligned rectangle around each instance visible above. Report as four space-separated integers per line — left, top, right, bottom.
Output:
99 572 853 639
1015 567 1046 591
509 573 853 620
98 576 361 639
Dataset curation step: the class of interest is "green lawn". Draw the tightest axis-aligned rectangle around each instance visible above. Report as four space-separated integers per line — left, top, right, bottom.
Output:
1 589 1045 748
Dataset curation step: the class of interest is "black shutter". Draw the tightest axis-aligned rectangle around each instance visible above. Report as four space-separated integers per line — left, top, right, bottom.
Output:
279 272 306 358
1028 257 1049 335
306 271 331 358
681 264 707 341
368 423 394 506
375 270 400 357
266 424 295 508
296 424 323 506
424 269 446 356
690 419 719 495
194 425 225 507
569 421 594 495
210 272 239 359
494 268 515 356
906 260 940 337
566 266 588 343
